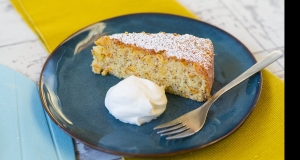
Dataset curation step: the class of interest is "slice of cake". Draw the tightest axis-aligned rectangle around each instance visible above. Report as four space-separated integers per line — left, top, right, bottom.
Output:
91 32 214 102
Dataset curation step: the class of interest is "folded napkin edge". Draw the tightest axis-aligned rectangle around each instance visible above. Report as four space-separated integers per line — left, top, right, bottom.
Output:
10 0 52 52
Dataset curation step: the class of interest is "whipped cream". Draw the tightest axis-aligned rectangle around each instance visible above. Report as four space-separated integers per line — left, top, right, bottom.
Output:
105 75 167 126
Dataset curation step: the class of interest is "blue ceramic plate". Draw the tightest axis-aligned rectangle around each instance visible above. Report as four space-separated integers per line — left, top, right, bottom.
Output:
39 13 262 158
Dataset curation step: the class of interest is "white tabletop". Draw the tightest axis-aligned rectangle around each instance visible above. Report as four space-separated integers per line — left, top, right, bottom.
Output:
0 0 284 159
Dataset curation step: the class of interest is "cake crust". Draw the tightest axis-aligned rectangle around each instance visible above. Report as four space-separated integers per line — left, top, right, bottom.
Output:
91 32 214 102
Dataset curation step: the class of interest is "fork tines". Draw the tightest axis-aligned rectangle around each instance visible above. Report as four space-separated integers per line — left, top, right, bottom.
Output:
154 121 192 139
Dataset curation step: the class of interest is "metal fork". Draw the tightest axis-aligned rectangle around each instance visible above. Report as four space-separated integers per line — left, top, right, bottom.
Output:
154 50 283 140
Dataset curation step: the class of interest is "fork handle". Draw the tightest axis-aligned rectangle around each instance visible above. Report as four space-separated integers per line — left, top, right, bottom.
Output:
211 50 283 102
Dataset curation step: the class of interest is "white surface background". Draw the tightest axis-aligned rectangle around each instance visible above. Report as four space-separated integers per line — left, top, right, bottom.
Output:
0 0 284 159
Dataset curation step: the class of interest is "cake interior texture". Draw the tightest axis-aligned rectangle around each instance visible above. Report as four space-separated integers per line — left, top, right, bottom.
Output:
91 32 214 102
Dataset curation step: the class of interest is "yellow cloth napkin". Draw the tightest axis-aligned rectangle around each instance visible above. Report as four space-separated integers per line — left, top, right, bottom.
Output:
10 0 197 53
10 0 284 159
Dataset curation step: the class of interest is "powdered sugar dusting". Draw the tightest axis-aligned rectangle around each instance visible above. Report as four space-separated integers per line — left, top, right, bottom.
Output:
109 32 214 69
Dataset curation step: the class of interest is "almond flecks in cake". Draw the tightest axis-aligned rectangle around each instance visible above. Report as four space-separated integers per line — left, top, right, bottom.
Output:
91 32 215 102
109 32 214 70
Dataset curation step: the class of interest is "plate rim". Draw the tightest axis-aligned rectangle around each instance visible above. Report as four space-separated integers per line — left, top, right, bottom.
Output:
38 13 262 158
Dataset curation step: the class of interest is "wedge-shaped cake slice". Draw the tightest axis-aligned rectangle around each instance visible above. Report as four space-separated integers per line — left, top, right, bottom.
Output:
91 32 214 102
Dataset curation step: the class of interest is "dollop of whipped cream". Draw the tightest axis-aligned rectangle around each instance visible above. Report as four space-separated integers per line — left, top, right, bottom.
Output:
105 75 167 126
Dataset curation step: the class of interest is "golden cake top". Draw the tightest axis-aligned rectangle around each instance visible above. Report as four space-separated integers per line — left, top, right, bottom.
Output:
109 32 214 70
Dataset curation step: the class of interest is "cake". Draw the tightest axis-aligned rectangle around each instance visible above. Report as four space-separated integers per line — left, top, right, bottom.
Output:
91 32 214 102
